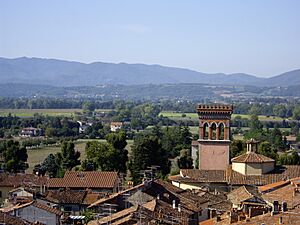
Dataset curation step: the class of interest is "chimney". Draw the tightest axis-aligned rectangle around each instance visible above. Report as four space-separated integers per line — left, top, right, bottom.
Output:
172 200 176 209
178 204 181 212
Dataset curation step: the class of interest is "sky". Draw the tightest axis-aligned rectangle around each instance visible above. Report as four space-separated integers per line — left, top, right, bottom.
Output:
0 0 299 77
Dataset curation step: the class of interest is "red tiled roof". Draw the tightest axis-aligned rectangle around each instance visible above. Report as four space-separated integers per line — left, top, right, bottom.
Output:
258 180 290 192
48 171 118 189
32 202 63 216
88 183 144 208
172 165 300 186
262 182 300 208
180 169 227 183
231 152 275 163
0 173 48 187
45 189 87 204
228 165 300 186
227 208 300 225
227 186 264 206
0 211 27 225
5 201 63 216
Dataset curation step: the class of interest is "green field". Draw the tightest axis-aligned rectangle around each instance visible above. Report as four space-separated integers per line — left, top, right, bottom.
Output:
0 108 112 117
26 139 134 173
0 109 83 117
160 111 284 121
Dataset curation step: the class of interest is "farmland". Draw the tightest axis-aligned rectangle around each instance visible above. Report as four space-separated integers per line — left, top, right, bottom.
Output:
159 111 285 121
27 139 134 173
0 108 112 117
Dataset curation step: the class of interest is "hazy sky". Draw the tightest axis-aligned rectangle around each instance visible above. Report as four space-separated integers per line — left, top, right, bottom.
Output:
0 1 299 77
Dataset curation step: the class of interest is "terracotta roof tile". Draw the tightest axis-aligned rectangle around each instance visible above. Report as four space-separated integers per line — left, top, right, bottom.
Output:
83 192 107 205
172 166 300 186
88 183 144 208
228 165 300 185
4 201 63 216
258 180 290 192
45 189 87 204
227 186 264 206
48 171 118 189
0 211 27 225
180 169 227 183
226 208 300 225
0 173 48 187
231 152 275 163
32 202 63 216
262 182 300 208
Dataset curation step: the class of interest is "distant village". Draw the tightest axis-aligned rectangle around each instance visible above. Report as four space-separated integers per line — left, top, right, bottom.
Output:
1 103 300 225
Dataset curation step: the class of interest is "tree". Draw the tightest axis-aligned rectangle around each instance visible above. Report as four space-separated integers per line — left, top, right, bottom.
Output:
293 106 300 120
85 134 128 173
40 153 61 177
244 114 265 141
258 141 278 161
82 101 95 116
129 134 169 184
230 140 245 158
1 140 28 173
177 149 193 169
279 151 300 165
105 131 128 173
273 104 287 118
58 141 81 171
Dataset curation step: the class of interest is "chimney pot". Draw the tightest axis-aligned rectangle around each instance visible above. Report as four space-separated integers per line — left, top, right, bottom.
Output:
172 200 176 209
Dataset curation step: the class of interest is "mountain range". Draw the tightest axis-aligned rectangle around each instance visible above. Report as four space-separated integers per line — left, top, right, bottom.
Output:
0 57 299 87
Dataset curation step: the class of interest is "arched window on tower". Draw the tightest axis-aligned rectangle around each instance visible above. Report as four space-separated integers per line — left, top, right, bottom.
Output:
211 123 217 140
203 122 209 139
218 123 225 140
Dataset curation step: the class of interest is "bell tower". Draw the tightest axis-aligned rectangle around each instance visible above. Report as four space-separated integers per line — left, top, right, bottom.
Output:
197 104 233 170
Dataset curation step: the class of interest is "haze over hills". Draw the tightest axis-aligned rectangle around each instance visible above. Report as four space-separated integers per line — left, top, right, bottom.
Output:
0 57 299 87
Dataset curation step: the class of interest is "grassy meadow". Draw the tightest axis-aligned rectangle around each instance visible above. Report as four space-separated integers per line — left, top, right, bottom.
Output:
26 139 134 173
0 108 112 118
159 111 285 121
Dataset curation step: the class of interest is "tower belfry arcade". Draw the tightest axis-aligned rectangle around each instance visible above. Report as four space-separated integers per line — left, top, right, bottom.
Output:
197 104 233 170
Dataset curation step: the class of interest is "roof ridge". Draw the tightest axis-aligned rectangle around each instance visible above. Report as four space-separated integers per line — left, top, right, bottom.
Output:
243 186 254 198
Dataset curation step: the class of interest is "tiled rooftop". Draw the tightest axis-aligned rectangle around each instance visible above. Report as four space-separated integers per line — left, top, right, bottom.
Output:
0 173 48 187
5 201 63 216
172 165 300 186
231 152 275 163
45 189 87 204
262 181 300 208
227 186 264 206
0 211 27 225
48 171 118 189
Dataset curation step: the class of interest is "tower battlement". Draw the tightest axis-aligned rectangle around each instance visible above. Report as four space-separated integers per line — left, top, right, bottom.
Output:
197 104 233 170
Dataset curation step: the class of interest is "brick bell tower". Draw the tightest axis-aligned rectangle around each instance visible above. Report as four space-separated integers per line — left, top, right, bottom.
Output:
197 104 233 170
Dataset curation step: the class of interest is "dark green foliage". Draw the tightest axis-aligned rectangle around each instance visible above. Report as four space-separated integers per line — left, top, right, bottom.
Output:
161 125 192 158
230 140 246 158
40 154 61 177
81 159 96 171
258 141 278 161
85 132 128 173
244 114 266 141
177 149 193 169
279 151 300 165
293 105 300 120
273 104 287 118
58 141 81 170
82 101 95 116
1 140 28 173
129 134 169 184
